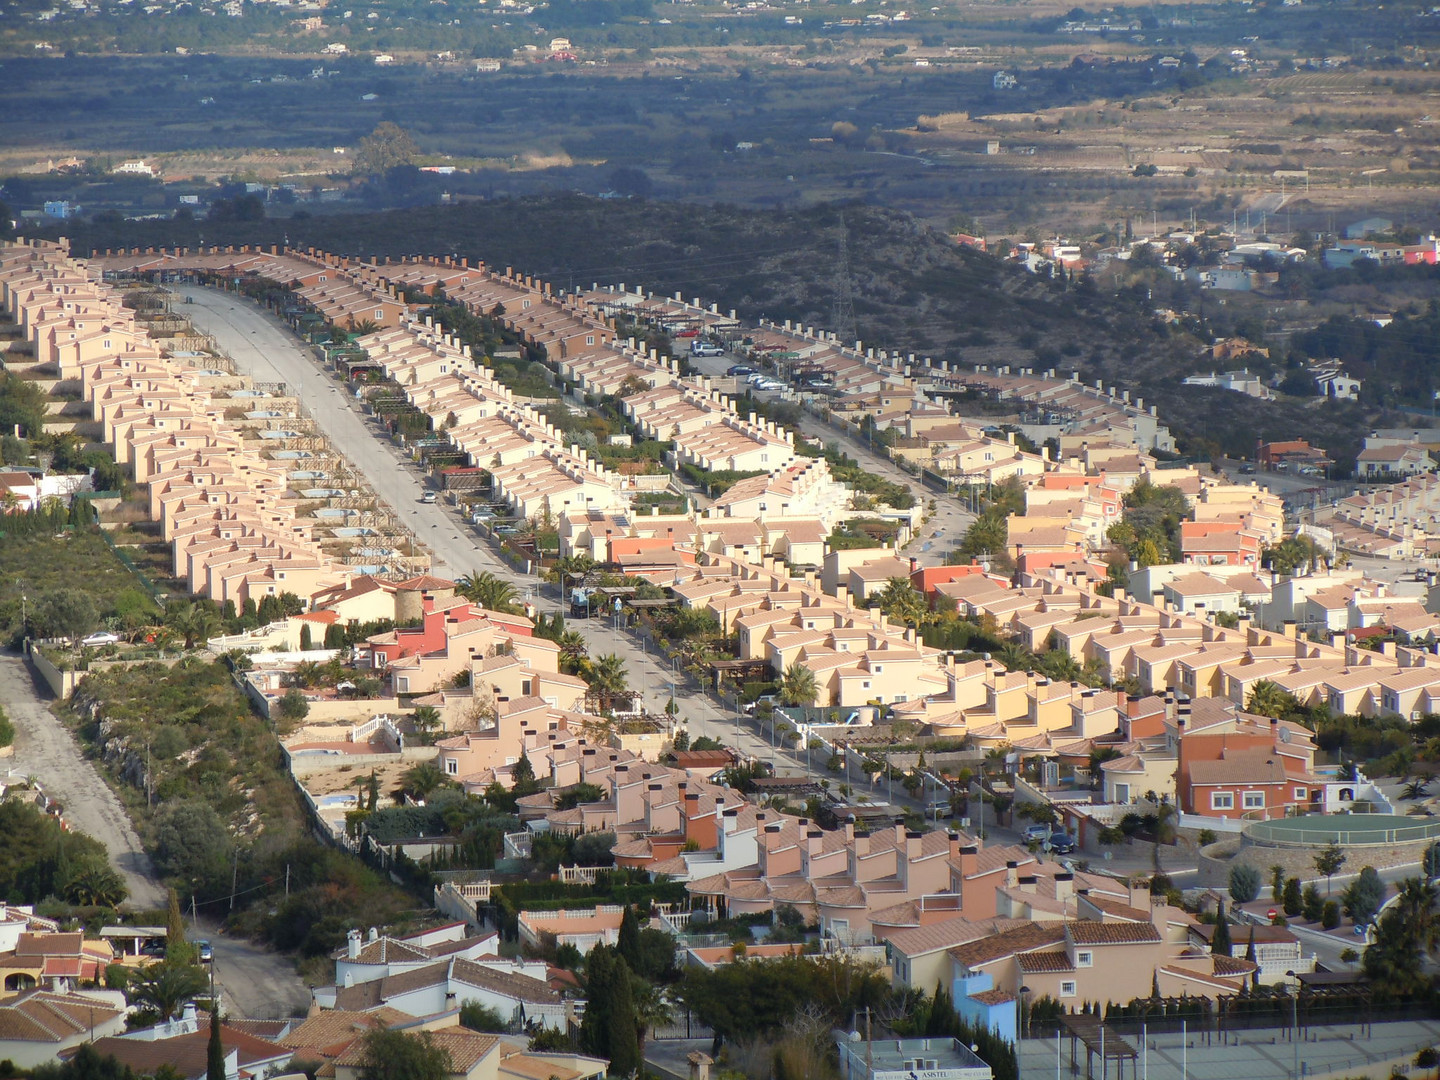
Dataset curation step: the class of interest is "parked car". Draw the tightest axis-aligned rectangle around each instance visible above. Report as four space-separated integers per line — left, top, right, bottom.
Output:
727 365 755 377
1048 831 1076 854
674 328 700 338
81 631 120 647
691 341 725 357
753 379 784 392
1023 823 1051 843
420 491 438 504
194 940 212 964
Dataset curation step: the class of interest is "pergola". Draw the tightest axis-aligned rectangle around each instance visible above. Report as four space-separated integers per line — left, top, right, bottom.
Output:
1061 1014 1141 1080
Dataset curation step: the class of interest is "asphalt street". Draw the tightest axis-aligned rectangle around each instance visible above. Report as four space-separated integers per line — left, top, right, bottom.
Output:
176 291 950 774
684 351 977 567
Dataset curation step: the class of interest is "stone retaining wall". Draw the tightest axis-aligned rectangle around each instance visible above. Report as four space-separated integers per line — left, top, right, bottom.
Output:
1196 837 1426 887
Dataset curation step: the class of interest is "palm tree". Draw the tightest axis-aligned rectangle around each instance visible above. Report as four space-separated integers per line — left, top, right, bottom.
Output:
61 861 128 908
780 662 819 708
631 982 674 1060
402 761 447 801
458 570 520 614
166 602 222 650
1037 648 1082 683
586 653 630 714
557 630 589 675
128 960 209 1020
411 705 443 743
291 660 324 688
1246 680 1298 720
1403 775 1435 801
996 643 1034 672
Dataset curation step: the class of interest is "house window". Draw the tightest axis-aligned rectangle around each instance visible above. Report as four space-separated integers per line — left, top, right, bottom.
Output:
586 336 595 345
1294 787 1308 802
397 677 409 692
1076 951 1093 968
1113 783 1130 803
1243 791 1265 810
1211 792 1235 810
445 759 458 775
1060 981 1078 998
373 309 383 320
862 681 871 690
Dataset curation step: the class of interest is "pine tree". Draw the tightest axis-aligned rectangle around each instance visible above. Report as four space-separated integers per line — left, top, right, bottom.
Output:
511 752 538 795
206 1000 226 1080
1245 927 1259 988
1211 916 1232 955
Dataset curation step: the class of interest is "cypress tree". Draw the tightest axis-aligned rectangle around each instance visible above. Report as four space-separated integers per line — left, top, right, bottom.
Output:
927 983 959 1037
617 905 640 970
166 888 196 967
1282 877 1303 917
206 1000 225 1080
580 946 640 1078
1211 916 1232 956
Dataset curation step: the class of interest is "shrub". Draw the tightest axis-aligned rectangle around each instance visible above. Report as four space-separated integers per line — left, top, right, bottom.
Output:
1282 877 1303 917
1198 828 1217 847
1229 864 1261 904
1322 900 1341 930
277 688 309 721
1302 883 1323 923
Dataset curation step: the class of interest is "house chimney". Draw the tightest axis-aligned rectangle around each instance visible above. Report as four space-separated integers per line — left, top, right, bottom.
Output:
347 929 361 959
1054 872 1075 904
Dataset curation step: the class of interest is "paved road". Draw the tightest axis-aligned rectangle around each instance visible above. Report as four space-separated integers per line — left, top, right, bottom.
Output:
0 652 165 910
685 351 976 567
197 914 313 1020
179 293 1217 878
178 287 517 583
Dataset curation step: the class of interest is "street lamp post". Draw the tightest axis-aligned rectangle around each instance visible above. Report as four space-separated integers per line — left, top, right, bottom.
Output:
1016 983 1031 1080
1286 970 1299 1080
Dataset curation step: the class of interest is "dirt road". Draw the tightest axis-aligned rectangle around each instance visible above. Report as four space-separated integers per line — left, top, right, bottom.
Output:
0 652 164 910
0 653 312 1017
